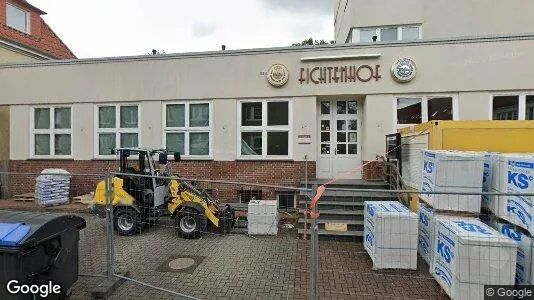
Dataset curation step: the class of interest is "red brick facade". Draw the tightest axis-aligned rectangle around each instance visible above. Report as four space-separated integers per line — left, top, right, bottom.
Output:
9 160 316 203
362 160 386 181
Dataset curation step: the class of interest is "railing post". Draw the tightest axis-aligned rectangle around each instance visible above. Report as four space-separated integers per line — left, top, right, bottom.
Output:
304 155 309 241
105 173 115 278
309 184 319 300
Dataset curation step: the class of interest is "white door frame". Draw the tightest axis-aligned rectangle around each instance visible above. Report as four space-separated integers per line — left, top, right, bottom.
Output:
316 99 362 179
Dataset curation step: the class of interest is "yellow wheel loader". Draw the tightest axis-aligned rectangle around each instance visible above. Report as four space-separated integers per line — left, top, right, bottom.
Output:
91 148 235 238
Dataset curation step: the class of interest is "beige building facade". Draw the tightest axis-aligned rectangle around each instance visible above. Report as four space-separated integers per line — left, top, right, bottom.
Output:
1 1 534 204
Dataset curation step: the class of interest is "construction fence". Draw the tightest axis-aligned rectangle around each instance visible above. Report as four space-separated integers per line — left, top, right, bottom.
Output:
1 169 534 300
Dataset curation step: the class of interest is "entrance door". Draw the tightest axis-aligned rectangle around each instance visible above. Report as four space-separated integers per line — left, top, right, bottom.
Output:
317 100 361 179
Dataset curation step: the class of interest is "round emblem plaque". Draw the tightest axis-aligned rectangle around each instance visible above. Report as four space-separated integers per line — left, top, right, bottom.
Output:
391 58 417 83
266 64 289 87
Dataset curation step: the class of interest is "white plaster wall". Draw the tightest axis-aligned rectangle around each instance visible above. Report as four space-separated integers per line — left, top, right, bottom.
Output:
72 103 94 160
9 105 29 160
213 99 237 161
292 96 317 161
362 95 394 162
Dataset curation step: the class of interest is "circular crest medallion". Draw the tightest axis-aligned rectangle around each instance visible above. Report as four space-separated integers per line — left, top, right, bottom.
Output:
391 58 417 83
266 64 289 87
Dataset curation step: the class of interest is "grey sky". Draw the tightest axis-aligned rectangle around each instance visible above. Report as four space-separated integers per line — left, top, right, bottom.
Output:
31 0 334 59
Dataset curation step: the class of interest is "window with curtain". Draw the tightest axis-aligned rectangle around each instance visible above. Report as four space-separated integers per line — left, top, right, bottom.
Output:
32 107 72 156
96 104 139 156
164 102 211 157
240 100 291 158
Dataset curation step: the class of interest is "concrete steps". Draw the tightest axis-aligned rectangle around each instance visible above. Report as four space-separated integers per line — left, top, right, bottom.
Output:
298 179 396 240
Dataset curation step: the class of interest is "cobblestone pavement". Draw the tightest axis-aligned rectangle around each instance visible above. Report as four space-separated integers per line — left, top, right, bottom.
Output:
71 215 298 300
66 215 443 300
294 240 446 300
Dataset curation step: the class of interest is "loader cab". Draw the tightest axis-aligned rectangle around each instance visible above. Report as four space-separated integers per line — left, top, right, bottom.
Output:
115 148 170 209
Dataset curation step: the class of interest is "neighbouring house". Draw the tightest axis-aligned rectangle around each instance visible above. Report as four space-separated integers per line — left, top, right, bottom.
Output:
0 0 75 197
0 0 533 206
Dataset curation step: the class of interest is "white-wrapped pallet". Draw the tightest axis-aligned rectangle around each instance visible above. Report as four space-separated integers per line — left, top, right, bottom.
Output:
247 200 278 235
481 152 497 210
433 217 517 300
418 202 435 269
420 150 485 213
35 169 71 207
491 154 534 235
364 201 418 269
490 221 533 285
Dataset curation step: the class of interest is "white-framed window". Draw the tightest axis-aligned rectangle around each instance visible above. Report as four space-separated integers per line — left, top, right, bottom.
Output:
162 101 212 158
238 100 292 159
350 25 421 43
491 93 534 120
94 104 140 157
7 3 30 34
394 95 459 129
30 106 72 158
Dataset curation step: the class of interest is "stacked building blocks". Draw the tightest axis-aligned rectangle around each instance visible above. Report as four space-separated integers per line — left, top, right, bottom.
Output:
489 154 534 235
364 201 418 269
433 216 516 300
420 150 485 213
489 221 533 285
247 200 278 235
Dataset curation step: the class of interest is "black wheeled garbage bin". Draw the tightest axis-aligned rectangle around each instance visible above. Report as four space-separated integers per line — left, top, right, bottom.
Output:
0 210 86 300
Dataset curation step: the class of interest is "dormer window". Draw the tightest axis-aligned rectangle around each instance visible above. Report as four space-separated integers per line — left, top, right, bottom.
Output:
7 3 30 34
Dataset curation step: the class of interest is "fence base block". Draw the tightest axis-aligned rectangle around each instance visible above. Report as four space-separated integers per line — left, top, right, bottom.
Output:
90 270 130 300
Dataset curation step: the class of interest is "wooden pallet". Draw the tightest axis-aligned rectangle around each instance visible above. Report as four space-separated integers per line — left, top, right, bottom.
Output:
72 194 94 204
12 192 35 202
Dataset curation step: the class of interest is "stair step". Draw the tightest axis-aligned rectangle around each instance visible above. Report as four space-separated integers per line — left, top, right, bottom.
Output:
298 218 364 225
298 208 363 216
299 190 394 198
298 201 363 211
298 228 363 237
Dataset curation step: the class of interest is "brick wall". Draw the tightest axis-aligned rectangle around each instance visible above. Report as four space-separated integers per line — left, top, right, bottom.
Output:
362 160 386 181
9 160 316 203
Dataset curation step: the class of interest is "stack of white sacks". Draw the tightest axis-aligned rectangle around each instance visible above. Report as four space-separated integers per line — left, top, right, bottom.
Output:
35 169 71 207
363 201 418 269
416 150 525 300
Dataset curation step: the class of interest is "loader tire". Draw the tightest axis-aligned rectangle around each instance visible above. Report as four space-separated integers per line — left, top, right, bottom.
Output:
114 207 143 236
175 207 207 239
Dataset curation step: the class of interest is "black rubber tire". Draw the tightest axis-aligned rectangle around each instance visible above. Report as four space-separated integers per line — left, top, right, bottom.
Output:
175 207 207 239
114 207 143 236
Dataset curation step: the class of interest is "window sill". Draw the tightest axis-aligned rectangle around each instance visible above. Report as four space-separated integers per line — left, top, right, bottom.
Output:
172 157 214 161
28 157 74 161
236 157 294 162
